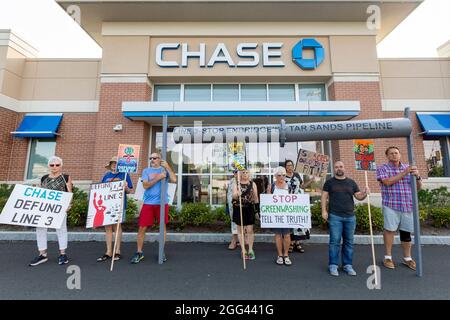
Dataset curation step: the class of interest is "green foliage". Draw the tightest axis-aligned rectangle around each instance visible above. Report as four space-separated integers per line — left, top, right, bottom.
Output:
0 197 7 213
418 187 450 209
213 205 229 223
430 208 450 228
354 204 384 232
310 200 324 226
168 205 178 222
0 184 14 199
67 196 89 227
125 198 138 222
179 202 214 227
428 166 444 178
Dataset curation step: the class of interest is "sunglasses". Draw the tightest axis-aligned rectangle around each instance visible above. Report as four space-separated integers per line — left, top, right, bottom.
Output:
49 164 61 167
149 157 160 160
276 174 286 177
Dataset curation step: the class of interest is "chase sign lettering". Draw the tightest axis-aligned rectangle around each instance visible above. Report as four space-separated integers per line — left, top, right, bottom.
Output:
155 38 324 70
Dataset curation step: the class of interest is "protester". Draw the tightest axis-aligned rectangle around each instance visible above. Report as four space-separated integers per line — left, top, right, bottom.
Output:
284 159 314 253
131 153 176 264
226 170 239 250
267 166 293 266
321 161 369 276
96 156 133 262
376 146 422 270
29 156 73 267
232 169 258 260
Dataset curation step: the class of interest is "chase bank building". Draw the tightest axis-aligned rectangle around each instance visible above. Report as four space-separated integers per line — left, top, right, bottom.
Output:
0 0 449 207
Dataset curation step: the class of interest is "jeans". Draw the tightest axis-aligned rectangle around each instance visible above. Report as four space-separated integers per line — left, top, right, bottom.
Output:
328 213 356 267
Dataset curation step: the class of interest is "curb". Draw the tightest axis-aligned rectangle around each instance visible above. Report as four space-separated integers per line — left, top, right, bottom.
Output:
0 231 450 245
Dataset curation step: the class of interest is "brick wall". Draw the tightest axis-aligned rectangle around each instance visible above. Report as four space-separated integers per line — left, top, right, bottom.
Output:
0 107 19 181
92 83 151 188
327 81 427 192
54 114 97 180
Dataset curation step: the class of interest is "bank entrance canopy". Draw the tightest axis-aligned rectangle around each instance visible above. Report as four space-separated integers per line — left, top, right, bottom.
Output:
122 100 360 125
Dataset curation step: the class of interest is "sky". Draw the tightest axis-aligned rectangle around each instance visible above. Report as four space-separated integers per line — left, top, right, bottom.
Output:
0 0 448 58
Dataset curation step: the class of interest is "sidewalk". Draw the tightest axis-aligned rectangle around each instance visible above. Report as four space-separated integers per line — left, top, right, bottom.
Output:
1 231 450 245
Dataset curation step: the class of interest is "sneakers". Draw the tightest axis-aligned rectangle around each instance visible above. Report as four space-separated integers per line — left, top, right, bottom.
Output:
343 265 357 276
131 252 144 264
383 258 395 269
162 253 167 263
58 254 69 265
402 258 416 271
247 250 256 260
329 264 339 276
29 255 48 267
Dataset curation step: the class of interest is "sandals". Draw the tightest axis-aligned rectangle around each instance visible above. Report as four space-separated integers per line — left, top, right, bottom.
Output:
114 253 122 261
97 254 111 262
276 256 284 265
294 243 305 253
284 256 292 266
228 242 238 250
288 242 294 253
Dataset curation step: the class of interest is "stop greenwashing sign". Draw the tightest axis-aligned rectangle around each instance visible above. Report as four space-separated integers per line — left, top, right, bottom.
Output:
259 194 311 229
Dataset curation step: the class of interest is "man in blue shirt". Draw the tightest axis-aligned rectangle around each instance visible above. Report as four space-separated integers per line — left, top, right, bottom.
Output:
96 156 133 263
131 152 176 264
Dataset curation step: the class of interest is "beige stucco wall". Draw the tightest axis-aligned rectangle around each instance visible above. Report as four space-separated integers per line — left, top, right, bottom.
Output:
329 36 379 74
380 59 450 99
101 36 149 74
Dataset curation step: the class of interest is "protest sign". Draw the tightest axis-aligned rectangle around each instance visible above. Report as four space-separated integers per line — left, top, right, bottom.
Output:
86 181 125 228
354 139 376 171
228 142 246 171
260 194 311 229
295 149 329 177
0 184 72 229
117 144 140 174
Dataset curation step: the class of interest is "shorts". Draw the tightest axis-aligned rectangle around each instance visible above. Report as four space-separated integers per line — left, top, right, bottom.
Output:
383 206 414 233
139 204 169 227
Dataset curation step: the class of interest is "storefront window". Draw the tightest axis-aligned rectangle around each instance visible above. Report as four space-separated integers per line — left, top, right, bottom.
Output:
299 84 326 101
240 84 267 101
184 84 211 101
268 84 295 101
154 85 181 101
213 84 239 101
26 138 56 180
211 175 230 205
424 139 447 177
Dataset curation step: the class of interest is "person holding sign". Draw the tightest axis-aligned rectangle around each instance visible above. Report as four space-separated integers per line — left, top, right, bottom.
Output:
96 156 133 262
321 161 369 276
267 167 294 266
29 156 73 267
131 153 176 264
284 159 314 254
232 169 258 261
376 146 422 271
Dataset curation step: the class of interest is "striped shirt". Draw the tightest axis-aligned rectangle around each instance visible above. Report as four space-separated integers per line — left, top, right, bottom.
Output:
376 162 412 213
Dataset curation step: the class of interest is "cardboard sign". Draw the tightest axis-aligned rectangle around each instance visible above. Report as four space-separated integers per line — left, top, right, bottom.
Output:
117 144 140 174
228 142 246 171
354 139 376 171
0 184 72 229
260 194 311 229
86 181 125 228
134 178 177 205
295 149 329 177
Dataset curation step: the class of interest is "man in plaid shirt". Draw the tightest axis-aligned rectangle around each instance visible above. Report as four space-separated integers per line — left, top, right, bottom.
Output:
376 146 422 271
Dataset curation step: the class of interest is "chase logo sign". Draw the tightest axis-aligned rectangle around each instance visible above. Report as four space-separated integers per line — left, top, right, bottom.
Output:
155 38 325 70
292 38 324 70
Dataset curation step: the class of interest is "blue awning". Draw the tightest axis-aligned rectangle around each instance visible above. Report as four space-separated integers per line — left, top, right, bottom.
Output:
11 114 63 138
416 113 450 137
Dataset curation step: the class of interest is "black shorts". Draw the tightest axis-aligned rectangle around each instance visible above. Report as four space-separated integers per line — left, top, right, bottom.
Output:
232 206 255 226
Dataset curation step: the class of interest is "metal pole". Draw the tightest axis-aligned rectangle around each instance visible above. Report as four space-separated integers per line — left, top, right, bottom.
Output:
158 115 168 265
404 107 423 277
